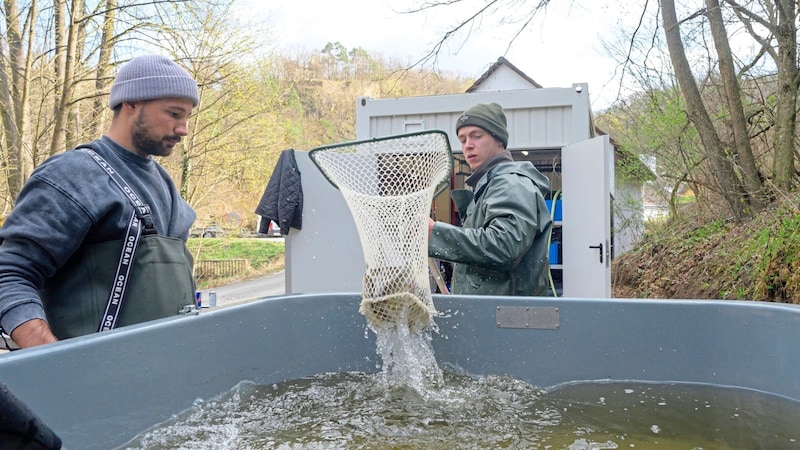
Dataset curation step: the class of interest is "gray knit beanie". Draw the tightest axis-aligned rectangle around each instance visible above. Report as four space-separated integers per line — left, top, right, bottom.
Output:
455 102 509 147
108 54 199 109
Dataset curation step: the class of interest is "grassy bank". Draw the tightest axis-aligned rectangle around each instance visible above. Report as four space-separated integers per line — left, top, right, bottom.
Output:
186 237 285 289
613 193 800 301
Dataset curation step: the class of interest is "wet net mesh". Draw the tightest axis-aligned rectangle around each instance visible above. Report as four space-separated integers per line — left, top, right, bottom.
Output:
309 131 452 332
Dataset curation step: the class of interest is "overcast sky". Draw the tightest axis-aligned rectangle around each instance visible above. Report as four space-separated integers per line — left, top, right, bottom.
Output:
249 1 641 110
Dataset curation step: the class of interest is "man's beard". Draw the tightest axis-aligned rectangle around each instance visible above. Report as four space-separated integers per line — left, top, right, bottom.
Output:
131 110 180 157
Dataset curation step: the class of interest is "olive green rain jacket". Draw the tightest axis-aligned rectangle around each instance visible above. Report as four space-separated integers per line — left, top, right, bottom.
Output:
429 160 552 296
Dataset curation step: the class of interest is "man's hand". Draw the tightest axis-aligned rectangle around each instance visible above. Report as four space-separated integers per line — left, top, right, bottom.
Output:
428 217 436 238
10 319 58 349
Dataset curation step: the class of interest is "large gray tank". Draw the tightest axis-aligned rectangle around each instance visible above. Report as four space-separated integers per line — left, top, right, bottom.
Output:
1 294 799 449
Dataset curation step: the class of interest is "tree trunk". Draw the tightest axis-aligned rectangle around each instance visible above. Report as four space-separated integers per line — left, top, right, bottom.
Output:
53 0 66 149
91 0 117 137
1 0 27 203
772 0 798 191
49 0 84 157
66 1 89 151
661 0 748 220
706 0 765 211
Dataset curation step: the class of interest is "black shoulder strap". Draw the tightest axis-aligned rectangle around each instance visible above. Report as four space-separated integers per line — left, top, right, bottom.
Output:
78 145 156 332
76 143 157 235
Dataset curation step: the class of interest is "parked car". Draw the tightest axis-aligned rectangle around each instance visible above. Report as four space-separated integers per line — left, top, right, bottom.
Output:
265 221 281 237
189 225 225 238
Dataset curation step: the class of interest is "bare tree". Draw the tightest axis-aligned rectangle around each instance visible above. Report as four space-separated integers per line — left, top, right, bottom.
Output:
706 0 765 211
662 0 749 220
399 0 552 69
150 0 272 212
0 0 241 207
90 0 117 138
407 0 792 220
768 0 798 192
724 0 798 192
50 0 85 158
0 0 32 205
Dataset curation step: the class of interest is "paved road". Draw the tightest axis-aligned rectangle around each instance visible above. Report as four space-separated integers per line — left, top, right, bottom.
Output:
197 271 286 308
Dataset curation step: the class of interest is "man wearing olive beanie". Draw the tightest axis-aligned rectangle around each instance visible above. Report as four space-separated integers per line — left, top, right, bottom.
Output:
428 102 553 297
0 54 198 348
455 102 509 148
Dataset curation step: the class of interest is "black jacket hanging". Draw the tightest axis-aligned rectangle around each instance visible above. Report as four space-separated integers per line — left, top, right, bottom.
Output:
255 148 303 235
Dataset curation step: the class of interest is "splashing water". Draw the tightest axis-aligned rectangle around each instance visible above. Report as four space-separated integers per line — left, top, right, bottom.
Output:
370 317 443 392
120 318 800 449
119 371 800 449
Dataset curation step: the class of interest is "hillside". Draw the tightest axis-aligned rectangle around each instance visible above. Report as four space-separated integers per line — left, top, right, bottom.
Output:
612 193 800 302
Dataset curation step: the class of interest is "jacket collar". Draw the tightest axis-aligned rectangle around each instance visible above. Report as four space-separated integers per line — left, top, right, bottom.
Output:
465 150 514 189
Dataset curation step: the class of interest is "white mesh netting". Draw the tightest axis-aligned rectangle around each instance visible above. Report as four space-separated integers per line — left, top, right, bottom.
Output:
309 131 452 332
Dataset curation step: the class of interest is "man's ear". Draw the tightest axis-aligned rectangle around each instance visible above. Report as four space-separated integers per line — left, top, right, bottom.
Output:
122 101 137 110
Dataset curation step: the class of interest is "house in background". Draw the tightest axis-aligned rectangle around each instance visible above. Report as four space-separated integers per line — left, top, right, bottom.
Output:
283 56 654 298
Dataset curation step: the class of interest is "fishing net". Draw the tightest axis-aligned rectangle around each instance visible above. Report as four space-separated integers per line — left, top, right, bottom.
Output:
309 131 453 333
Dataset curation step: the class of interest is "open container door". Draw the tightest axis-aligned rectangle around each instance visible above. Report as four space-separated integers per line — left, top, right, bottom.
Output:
561 135 613 297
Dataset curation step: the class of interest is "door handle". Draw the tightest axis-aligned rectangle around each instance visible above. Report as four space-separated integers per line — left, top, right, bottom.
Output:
589 243 603 263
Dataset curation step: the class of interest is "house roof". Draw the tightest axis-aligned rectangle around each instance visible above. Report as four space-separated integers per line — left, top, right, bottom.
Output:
466 57 543 92
467 57 655 181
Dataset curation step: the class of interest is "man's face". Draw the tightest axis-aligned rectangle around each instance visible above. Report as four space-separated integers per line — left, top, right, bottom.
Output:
457 125 504 171
131 98 194 158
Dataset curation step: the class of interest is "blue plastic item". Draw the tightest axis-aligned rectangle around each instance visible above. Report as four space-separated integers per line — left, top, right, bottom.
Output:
549 242 560 264
545 199 562 221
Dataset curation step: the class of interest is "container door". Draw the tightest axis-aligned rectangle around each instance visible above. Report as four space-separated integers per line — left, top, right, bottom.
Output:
561 135 613 297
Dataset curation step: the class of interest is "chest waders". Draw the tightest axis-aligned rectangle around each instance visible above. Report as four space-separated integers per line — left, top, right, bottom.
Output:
40 148 195 340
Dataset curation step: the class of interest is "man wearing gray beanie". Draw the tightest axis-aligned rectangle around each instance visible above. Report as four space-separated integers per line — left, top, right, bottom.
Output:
0 54 199 348
427 102 553 297
109 54 199 110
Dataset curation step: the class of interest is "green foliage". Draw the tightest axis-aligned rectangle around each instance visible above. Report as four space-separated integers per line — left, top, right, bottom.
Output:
613 194 800 301
187 238 284 271
684 219 726 246
186 237 285 289
613 147 655 182
748 207 800 299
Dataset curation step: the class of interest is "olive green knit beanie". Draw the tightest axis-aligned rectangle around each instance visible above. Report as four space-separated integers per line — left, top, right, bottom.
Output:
455 102 508 147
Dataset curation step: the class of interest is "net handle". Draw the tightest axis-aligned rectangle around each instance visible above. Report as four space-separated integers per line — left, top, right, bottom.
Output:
428 258 450 294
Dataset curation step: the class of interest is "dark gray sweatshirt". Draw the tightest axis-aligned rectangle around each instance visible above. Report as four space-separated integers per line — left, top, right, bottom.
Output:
0 136 195 334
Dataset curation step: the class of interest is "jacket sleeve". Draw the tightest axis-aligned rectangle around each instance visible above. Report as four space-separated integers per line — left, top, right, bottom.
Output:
0 174 94 334
428 173 542 270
